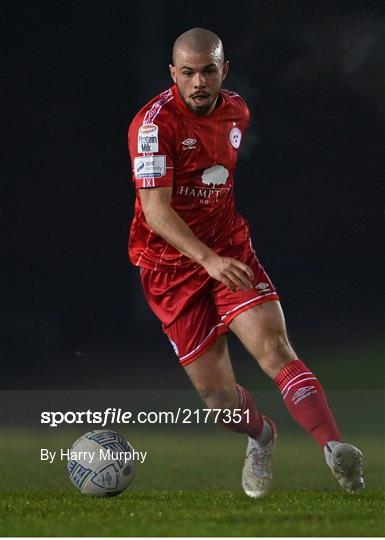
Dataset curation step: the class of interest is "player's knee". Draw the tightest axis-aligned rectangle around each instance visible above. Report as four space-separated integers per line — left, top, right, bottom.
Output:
199 387 238 411
257 333 296 377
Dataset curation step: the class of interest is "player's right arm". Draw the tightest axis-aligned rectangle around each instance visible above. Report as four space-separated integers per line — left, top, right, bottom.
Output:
139 186 254 292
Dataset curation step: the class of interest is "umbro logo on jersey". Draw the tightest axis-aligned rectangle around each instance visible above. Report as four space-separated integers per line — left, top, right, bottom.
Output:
182 138 197 149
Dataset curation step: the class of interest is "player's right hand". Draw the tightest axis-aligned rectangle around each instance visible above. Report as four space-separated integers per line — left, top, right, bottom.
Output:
202 255 254 292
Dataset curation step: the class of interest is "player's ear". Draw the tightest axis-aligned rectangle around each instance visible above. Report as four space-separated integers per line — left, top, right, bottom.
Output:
169 64 176 83
222 60 230 81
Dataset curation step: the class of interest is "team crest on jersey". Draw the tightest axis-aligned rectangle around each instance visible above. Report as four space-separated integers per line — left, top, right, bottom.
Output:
138 123 159 153
229 127 242 149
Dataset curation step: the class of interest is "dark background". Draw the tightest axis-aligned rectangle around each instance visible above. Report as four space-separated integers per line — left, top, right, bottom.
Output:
2 0 383 388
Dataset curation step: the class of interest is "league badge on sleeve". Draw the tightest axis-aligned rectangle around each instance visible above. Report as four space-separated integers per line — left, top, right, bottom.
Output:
138 123 159 153
229 127 242 149
134 155 166 179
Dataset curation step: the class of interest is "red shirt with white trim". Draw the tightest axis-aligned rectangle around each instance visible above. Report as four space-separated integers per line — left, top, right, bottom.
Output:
128 84 251 271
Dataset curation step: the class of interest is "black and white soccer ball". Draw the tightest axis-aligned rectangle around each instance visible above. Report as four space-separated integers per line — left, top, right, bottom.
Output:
67 430 135 496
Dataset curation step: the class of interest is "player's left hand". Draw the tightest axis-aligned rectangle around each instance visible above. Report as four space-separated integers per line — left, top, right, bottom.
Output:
202 254 254 292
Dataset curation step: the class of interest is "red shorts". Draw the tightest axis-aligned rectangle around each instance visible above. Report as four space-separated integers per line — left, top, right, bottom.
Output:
140 240 279 367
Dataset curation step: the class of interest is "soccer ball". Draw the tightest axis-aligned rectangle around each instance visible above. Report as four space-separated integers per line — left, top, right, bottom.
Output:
67 430 135 496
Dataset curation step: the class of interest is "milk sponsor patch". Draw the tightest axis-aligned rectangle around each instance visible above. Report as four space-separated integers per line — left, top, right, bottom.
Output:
137 123 159 153
134 155 166 178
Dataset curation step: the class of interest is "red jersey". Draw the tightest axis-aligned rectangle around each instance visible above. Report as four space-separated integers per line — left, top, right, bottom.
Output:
128 84 251 271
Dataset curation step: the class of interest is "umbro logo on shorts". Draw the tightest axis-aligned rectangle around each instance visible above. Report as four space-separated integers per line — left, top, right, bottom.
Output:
256 282 270 290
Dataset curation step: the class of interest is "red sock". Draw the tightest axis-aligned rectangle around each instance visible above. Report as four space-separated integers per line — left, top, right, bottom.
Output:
217 384 264 438
274 359 341 447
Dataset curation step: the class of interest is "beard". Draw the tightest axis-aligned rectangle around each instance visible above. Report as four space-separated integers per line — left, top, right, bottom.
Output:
185 93 219 116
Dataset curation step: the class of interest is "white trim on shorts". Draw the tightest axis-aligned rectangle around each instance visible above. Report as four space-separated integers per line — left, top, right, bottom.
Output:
179 322 226 362
220 292 277 321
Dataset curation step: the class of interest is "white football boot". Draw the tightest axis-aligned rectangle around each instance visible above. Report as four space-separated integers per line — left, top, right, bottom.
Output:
324 441 365 493
242 415 277 498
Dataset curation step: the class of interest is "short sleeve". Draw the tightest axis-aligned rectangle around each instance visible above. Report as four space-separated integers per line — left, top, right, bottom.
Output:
128 116 174 189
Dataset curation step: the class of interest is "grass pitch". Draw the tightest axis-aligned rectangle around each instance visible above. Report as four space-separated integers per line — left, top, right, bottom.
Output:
1 427 384 536
3 489 383 537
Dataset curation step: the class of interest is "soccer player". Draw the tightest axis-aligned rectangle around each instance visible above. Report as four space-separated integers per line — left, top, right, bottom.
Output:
128 28 364 496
